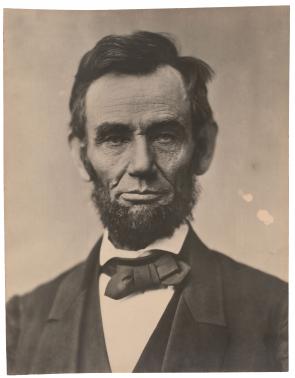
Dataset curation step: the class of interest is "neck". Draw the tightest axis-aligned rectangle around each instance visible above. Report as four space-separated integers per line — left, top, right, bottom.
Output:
107 233 161 251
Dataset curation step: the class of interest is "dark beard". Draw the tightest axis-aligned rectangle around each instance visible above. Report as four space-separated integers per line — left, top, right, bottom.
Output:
89 173 200 250
83 153 200 250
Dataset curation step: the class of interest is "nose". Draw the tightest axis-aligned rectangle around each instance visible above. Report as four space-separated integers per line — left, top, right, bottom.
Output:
127 136 155 177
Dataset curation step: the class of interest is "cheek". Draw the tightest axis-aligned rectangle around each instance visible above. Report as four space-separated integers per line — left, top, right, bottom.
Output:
87 147 129 186
155 145 195 180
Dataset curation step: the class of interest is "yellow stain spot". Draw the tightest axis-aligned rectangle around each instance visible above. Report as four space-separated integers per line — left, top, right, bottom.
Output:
256 209 274 226
238 189 253 203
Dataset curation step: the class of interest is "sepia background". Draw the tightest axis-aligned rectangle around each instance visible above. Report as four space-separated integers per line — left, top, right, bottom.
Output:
4 6 289 299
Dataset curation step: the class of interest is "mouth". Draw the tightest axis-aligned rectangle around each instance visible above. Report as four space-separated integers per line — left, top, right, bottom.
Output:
120 190 165 203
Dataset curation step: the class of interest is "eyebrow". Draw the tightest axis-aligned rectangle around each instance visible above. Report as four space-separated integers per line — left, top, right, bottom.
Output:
94 119 185 140
94 122 132 140
146 120 185 133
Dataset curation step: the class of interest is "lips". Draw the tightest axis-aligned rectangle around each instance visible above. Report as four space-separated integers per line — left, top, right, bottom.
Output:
120 190 164 203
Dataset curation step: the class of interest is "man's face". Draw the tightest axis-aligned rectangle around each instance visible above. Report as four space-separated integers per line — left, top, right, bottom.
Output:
82 65 198 249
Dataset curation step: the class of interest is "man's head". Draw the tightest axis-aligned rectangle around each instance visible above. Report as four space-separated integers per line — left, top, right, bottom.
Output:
69 31 217 250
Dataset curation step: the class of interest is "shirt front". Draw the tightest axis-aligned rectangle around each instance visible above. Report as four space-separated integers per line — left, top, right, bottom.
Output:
98 222 189 372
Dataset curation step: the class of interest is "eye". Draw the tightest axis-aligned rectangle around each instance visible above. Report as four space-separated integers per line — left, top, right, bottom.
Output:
154 133 177 144
104 135 130 146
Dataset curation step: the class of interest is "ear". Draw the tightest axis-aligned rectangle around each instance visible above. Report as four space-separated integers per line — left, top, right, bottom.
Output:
68 136 91 181
193 121 218 175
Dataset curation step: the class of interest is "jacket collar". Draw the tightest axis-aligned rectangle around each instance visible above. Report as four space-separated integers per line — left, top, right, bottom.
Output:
48 237 102 321
31 239 105 374
181 225 227 327
161 226 228 372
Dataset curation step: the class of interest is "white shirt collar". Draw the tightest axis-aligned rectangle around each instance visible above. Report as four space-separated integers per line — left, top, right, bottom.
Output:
100 222 189 266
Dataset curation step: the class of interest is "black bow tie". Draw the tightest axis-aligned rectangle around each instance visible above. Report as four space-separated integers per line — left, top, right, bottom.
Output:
101 250 191 300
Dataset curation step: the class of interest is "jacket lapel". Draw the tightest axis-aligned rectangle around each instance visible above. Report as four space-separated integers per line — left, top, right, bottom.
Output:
30 239 110 374
162 228 229 372
78 246 111 372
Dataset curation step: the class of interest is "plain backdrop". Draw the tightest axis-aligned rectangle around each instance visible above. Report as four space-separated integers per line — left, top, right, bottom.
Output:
4 6 289 299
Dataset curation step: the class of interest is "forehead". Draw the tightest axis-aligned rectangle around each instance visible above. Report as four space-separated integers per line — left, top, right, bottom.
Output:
85 65 191 128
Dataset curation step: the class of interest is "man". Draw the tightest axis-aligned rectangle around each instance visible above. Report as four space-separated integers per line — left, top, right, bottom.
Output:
6 31 288 373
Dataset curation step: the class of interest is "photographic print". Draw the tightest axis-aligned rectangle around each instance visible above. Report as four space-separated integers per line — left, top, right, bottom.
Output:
4 6 289 373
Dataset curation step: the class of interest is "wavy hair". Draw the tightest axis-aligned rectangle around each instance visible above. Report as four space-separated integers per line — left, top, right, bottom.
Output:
69 31 215 142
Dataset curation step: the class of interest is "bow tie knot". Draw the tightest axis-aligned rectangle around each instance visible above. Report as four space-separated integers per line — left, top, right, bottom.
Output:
102 251 190 300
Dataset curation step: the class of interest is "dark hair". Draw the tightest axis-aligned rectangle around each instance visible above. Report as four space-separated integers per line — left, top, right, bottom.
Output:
69 31 215 142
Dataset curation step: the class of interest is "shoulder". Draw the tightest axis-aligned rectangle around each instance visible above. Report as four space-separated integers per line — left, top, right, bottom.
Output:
5 260 88 373
207 249 288 371
6 237 102 321
6 260 86 322
212 249 287 291
209 249 288 313
186 228 287 305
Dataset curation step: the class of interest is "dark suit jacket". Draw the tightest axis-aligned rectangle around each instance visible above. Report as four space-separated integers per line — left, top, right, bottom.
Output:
6 229 288 373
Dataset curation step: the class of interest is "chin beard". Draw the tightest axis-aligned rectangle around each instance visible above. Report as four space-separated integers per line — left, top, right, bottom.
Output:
90 173 200 250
